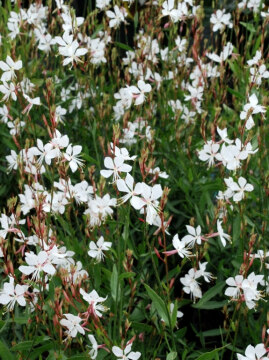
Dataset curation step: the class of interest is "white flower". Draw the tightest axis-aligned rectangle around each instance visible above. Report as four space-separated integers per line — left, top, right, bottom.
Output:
198 141 220 167
207 42 233 63
106 6 127 28
0 213 25 239
247 50 261 66
22 93 41 114
100 156 132 183
114 87 133 109
96 0 111 10
182 225 202 246
88 236 112 262
240 94 265 130
210 9 233 32
180 268 202 301
129 80 152 106
84 194 116 227
64 144 83 172
224 177 254 202
0 104 9 123
217 219 231 247
225 275 243 298
19 250 56 281
149 167 169 179
80 289 107 318
0 81 17 101
241 272 264 309
110 144 137 161
175 36 187 52
116 173 143 205
131 183 163 225
237 344 268 360
172 234 192 258
54 32 87 66
0 56 22 81
217 127 233 144
88 335 99 359
29 139 58 165
60 313 85 338
250 64 269 86
112 343 141 360
0 276 28 311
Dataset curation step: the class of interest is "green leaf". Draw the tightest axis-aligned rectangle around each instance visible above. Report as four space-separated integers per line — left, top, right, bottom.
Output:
233 214 241 243
167 352 178 360
114 42 133 52
227 88 245 100
110 265 118 302
0 340 15 360
28 343 54 359
193 300 227 310
201 328 227 337
134 11 138 30
12 341 34 351
192 282 225 309
11 337 51 352
144 284 170 326
171 300 178 329
196 345 229 360
119 272 135 281
68 355 90 360
240 21 256 33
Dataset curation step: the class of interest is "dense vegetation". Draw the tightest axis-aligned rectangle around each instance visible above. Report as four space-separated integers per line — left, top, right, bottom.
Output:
0 0 268 359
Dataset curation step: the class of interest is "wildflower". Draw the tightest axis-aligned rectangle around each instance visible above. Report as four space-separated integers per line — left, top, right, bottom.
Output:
0 104 9 123
225 275 243 298
29 139 58 165
217 127 233 144
80 289 107 318
110 144 137 161
0 213 25 239
180 268 202 301
106 6 127 28
54 32 87 66
240 94 266 130
241 272 264 309
0 56 22 81
217 219 231 247
100 156 132 183
197 262 213 283
182 225 203 246
149 167 169 179
64 144 83 172
224 177 254 202
210 9 233 32
0 81 17 101
96 0 111 10
164 234 192 258
88 335 99 359
198 141 220 167
237 344 268 360
88 236 112 262
207 42 233 63
116 174 143 205
112 343 141 360
19 250 56 281
129 80 152 106
247 50 261 66
132 183 163 225
84 194 116 227
0 276 28 311
60 313 85 338
22 93 41 114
